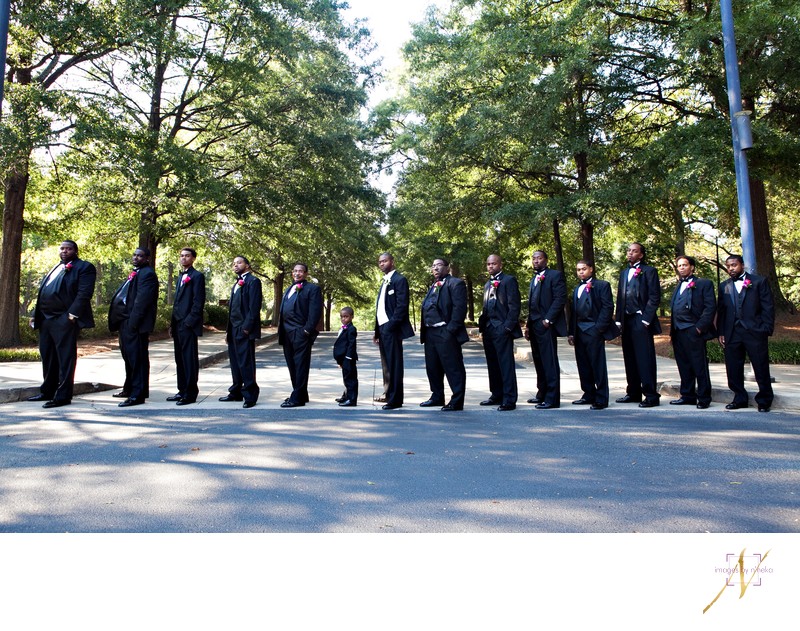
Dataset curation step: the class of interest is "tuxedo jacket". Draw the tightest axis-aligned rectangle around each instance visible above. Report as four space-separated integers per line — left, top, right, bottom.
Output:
374 271 415 339
226 272 263 341
109 265 159 333
33 258 96 329
615 263 662 334
333 324 358 363
568 279 619 340
172 266 206 336
478 271 523 338
419 275 469 345
716 272 774 339
278 280 323 345
526 268 567 337
669 277 716 340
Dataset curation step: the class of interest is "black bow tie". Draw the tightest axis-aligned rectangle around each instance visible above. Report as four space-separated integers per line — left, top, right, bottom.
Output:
681 276 692 283
580 279 592 285
738 275 746 281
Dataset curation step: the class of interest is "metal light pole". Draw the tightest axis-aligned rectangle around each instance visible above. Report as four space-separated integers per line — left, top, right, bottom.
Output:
720 0 757 273
0 0 9 112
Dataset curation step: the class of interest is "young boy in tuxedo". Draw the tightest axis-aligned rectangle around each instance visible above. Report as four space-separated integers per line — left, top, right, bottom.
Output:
334 307 358 406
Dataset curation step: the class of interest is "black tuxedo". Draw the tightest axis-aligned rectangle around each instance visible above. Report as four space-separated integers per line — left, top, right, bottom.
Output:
32 257 96 403
478 271 522 406
420 275 468 408
334 324 358 403
526 268 567 406
278 280 323 405
374 270 415 407
615 263 662 403
171 266 206 402
670 276 716 405
225 272 263 404
717 272 774 408
568 278 618 407
109 265 159 401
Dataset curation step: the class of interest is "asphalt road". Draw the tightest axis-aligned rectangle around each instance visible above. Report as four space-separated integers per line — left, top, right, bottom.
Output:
1 333 798 532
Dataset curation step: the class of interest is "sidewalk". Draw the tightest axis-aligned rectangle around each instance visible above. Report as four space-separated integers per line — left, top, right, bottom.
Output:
2 329 799 410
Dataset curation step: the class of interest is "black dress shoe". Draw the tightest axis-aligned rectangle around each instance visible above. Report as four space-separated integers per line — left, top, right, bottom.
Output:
441 403 463 411
696 402 710 409
669 398 696 406
26 394 48 402
420 399 445 407
166 394 183 402
382 403 402 410
725 402 747 410
338 400 357 407
535 402 558 409
479 398 500 406
758 406 770 413
43 399 71 408
280 401 303 408
335 397 345 403
638 400 659 408
242 401 256 409
590 404 607 410
219 394 243 402
526 397 542 404
497 404 516 411
112 391 129 399
118 398 144 407
176 399 196 406
572 398 592 405
616 395 641 404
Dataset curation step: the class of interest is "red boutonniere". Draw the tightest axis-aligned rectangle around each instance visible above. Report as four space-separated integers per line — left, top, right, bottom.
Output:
585 281 592 292
433 280 444 293
182 275 191 285
237 278 245 287
536 272 545 283
742 278 752 289
687 280 696 289
341 324 348 330
64 262 73 272
491 280 500 289
128 270 138 281
295 282 304 292
633 267 642 278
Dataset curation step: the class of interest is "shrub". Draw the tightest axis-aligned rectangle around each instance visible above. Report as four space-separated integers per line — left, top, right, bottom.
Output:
205 304 229 329
0 349 40 362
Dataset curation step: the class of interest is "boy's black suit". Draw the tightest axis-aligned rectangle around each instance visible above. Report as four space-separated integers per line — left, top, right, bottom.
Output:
171 266 206 402
333 324 358 404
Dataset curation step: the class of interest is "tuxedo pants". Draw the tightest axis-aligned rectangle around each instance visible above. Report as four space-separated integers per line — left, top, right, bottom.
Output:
119 320 150 400
423 327 466 407
38 313 80 402
529 321 560 405
228 327 259 403
724 328 773 408
574 327 609 406
482 324 518 405
340 358 358 403
283 327 314 404
173 320 200 401
378 324 405 406
621 314 659 401
672 328 712 405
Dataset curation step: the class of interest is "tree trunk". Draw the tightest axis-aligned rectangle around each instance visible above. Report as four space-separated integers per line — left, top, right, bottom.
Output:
580 218 594 263
0 167 30 347
272 269 285 326
750 176 795 313
553 218 565 273
466 275 474 322
166 261 174 304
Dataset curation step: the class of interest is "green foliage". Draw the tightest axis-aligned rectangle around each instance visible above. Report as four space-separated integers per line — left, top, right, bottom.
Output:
204 304 229 330
0 349 41 362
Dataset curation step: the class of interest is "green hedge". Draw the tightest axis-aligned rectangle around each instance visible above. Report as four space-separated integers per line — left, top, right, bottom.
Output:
671 339 800 364
205 304 229 329
0 348 41 362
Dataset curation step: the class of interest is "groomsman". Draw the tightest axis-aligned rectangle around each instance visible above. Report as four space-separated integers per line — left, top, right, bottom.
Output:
168 248 206 405
524 250 567 409
28 240 96 408
615 242 662 407
373 252 415 410
716 254 775 412
220 256 262 408
108 247 159 407
669 256 716 409
278 262 323 408
478 254 522 411
567 260 618 410
419 258 468 411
